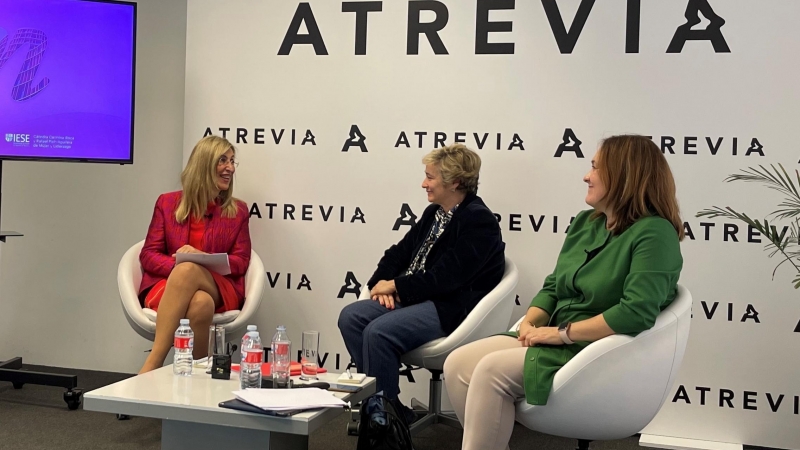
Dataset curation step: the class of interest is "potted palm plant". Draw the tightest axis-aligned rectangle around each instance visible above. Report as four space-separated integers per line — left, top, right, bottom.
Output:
697 164 800 288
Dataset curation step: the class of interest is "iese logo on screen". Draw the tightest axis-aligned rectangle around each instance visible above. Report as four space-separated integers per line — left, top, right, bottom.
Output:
5 133 29 143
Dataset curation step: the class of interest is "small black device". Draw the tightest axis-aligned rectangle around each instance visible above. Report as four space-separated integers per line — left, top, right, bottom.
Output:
211 354 232 380
260 378 330 390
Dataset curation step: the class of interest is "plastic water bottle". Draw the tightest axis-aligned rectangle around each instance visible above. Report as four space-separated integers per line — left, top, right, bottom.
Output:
271 325 291 388
173 319 193 376
240 325 263 390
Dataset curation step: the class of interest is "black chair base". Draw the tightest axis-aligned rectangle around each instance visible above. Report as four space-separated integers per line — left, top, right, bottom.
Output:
0 357 82 410
407 370 461 436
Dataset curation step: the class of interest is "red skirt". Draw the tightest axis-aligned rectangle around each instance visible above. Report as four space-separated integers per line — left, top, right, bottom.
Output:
143 272 241 313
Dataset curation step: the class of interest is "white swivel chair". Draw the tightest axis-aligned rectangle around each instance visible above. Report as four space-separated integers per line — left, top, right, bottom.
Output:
511 284 693 450
118 240 266 341
357 256 519 435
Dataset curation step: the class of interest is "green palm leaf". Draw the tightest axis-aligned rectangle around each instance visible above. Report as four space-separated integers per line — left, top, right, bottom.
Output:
697 163 800 288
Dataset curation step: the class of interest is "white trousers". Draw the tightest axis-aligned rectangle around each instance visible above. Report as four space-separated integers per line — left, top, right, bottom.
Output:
443 336 527 450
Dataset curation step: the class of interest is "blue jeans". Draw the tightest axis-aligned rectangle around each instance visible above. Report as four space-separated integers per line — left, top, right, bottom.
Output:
338 299 445 400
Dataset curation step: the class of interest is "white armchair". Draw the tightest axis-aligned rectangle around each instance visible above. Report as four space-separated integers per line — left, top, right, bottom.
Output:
118 240 265 341
512 284 693 449
358 256 520 435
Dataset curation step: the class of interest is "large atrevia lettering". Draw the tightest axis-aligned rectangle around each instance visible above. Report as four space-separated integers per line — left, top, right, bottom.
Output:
276 0 730 56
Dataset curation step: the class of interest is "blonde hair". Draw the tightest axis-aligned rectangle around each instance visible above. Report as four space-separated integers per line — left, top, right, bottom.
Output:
175 136 240 223
592 135 685 240
422 144 481 194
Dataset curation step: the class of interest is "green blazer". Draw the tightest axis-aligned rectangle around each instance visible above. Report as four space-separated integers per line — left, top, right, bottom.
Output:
514 209 682 405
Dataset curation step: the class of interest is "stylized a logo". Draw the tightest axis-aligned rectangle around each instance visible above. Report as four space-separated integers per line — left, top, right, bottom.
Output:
554 128 584 158
341 124 368 152
667 0 730 53
337 272 362 299
392 203 418 230
4 134 12 143
0 28 50 101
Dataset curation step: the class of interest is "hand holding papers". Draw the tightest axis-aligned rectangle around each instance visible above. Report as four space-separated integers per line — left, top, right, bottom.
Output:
175 252 231 276
233 388 348 411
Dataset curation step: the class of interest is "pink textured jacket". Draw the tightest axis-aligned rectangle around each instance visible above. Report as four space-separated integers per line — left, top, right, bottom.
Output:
139 191 252 302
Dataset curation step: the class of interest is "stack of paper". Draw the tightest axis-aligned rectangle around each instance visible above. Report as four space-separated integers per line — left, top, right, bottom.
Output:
233 388 349 411
176 253 231 276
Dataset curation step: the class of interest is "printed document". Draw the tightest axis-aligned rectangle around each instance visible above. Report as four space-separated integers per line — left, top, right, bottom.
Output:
175 253 231 276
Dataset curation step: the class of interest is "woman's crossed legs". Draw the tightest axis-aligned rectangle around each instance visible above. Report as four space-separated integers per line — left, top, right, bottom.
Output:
139 262 222 374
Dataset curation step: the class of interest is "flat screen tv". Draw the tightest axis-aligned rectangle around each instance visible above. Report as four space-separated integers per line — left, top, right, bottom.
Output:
0 0 136 164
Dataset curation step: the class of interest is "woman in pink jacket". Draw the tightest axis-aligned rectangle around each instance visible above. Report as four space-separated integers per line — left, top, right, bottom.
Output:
138 136 251 374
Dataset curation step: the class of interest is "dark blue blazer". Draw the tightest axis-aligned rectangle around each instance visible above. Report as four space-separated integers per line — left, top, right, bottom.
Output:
367 193 506 334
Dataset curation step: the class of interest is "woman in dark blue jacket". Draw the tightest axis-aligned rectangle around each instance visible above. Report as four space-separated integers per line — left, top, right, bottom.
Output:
338 144 505 421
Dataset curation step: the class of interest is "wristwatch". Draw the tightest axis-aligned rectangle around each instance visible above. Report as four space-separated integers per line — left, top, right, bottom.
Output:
558 322 574 345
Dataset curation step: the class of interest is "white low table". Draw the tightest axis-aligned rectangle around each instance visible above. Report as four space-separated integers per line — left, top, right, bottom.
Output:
84 365 375 450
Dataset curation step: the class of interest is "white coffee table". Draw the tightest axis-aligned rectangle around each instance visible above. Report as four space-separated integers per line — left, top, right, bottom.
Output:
84 365 375 450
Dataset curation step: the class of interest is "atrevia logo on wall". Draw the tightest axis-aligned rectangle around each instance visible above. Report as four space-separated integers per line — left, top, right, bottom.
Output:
342 125 367 152
248 202 366 224
337 271 363 299
0 28 50 101
345 125 526 152
203 124 765 159
276 0 730 56
393 203 578 233
670 385 800 415
698 300 760 323
202 124 527 153
392 204 786 244
393 204 419 230
393 129 525 151
556 129 765 158
265 271 312 290
683 220 786 243
202 127 316 146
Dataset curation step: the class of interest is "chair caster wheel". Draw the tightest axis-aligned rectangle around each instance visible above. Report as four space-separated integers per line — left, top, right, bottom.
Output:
347 421 360 436
64 389 83 410
117 414 130 420
12 382 23 389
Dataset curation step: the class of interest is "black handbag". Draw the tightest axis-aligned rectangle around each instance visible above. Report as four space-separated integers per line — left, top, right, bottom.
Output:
356 394 415 450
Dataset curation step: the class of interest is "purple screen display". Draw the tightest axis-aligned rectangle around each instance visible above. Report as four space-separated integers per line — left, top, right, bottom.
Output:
0 0 135 162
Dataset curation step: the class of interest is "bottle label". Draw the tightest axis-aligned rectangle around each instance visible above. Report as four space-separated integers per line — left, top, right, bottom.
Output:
175 336 193 349
273 343 289 355
243 349 263 363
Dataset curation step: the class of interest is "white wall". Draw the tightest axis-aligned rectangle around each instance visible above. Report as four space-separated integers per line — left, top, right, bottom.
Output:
183 1 800 448
0 0 188 374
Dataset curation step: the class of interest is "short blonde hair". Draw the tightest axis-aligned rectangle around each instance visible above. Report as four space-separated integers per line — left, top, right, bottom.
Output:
175 136 240 223
422 144 481 194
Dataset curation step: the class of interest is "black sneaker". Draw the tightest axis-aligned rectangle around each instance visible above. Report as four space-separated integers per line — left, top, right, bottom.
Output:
391 399 418 426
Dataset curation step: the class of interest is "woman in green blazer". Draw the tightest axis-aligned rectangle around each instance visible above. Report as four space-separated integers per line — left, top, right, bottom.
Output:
443 135 685 450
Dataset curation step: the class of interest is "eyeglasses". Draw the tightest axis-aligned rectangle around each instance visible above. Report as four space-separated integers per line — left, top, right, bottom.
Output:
217 156 239 168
